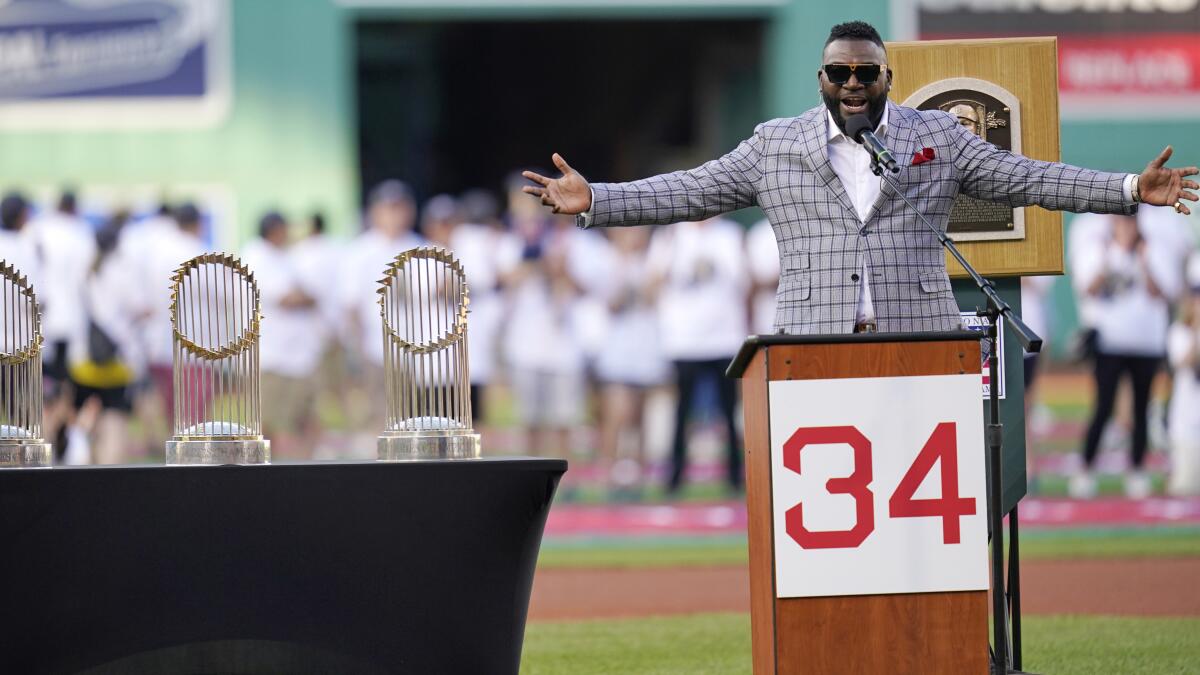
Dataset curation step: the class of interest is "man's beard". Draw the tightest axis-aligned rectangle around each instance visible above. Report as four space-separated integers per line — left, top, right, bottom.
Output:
822 90 888 134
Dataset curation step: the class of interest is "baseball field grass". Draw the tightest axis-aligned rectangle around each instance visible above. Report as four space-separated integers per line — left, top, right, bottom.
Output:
520 613 1200 675
535 524 1200 569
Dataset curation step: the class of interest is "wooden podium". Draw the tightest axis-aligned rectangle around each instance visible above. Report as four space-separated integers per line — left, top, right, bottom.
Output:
728 332 990 675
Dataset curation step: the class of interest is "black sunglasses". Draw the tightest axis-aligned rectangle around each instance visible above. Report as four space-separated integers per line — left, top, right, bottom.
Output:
823 63 885 85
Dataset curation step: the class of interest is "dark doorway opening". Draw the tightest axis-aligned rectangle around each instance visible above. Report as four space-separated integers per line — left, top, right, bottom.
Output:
356 20 764 215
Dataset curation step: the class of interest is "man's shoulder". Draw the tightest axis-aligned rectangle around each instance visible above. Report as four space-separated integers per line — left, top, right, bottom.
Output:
755 107 824 132
890 103 957 131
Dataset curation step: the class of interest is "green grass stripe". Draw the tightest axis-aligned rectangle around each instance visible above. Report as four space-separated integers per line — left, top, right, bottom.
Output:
522 613 1200 674
537 526 1200 569
1017 525 1200 560
522 613 751 675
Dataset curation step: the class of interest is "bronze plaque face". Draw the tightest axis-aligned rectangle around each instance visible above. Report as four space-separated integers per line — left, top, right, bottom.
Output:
902 78 1025 242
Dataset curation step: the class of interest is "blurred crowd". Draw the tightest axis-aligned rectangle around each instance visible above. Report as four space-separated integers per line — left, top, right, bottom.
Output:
1 181 1198 499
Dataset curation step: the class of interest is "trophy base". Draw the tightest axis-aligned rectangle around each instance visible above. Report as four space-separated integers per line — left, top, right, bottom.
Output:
0 441 52 468
378 429 481 461
166 438 271 465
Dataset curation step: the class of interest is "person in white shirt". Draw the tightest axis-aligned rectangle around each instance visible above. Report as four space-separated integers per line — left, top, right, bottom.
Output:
746 218 780 336
1073 214 1172 498
290 211 347 455
28 192 96 395
242 212 322 459
452 189 519 434
647 217 749 494
140 204 206 447
502 192 587 461
1167 254 1200 496
340 181 423 436
594 226 669 497
0 193 41 294
67 213 142 464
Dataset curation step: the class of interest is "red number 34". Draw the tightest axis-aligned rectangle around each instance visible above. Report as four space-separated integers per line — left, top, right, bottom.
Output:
782 423 976 550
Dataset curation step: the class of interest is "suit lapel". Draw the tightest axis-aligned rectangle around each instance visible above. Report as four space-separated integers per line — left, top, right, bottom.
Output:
867 103 919 225
793 115 859 220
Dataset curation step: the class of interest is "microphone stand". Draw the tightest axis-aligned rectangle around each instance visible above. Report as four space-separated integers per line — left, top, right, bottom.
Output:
871 157 1040 675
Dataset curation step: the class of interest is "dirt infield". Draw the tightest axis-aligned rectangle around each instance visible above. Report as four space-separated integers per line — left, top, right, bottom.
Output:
527 558 1200 621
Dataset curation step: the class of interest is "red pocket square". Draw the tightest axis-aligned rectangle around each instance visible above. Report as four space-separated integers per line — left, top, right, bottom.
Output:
911 147 936 166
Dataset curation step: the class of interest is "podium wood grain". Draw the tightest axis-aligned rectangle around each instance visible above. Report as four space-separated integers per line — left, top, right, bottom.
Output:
741 339 987 675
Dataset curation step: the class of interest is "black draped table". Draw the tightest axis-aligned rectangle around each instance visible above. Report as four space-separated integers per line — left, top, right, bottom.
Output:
0 457 566 674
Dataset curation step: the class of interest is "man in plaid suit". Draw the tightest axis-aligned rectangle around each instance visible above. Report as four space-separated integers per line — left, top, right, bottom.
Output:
524 21 1198 335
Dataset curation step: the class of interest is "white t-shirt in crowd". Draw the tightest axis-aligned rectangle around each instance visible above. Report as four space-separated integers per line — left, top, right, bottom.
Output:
290 232 345 350
1076 242 1171 357
502 227 588 375
68 249 147 376
1138 204 1196 302
0 229 42 297
1020 275 1056 351
594 244 669 386
1067 212 1112 329
746 218 780 335
27 210 96 345
340 228 423 365
242 238 324 378
1167 322 1200 445
648 218 749 361
450 223 520 384
140 226 205 366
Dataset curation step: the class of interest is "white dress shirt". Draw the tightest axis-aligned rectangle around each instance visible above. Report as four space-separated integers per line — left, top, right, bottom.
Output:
825 108 885 325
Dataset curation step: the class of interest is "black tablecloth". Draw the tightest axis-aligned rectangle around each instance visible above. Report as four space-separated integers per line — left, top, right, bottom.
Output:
0 457 566 674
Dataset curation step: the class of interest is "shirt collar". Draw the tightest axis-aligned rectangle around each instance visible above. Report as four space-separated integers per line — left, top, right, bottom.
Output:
826 104 889 144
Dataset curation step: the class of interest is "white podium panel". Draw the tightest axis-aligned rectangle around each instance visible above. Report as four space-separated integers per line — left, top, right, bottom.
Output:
769 374 989 599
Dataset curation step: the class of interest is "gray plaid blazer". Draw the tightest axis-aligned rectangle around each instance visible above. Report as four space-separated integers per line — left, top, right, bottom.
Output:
585 102 1135 335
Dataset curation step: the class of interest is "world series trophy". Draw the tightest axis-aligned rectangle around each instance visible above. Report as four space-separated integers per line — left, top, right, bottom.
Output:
165 253 270 465
377 247 481 460
0 261 51 467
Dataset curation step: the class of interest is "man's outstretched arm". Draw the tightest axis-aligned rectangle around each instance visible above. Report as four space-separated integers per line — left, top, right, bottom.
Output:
951 116 1198 216
523 126 765 227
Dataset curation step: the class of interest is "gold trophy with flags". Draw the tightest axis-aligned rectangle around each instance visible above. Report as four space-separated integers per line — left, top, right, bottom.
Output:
377 247 480 460
0 261 51 467
166 253 270 465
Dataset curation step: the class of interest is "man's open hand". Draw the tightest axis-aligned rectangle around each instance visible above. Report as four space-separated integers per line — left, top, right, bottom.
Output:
1139 146 1198 215
522 154 592 215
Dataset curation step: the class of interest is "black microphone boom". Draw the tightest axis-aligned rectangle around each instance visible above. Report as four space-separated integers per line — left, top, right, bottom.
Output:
845 114 899 174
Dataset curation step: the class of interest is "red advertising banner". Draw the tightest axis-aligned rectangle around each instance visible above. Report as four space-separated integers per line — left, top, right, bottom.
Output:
1059 33 1200 95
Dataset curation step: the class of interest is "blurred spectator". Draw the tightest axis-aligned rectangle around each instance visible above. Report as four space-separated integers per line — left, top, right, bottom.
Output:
594 226 668 498
290 211 346 454
746 218 779 335
27 190 96 458
648 217 749 495
1067 212 1111 361
1021 274 1056 491
141 203 206 443
243 212 322 459
341 180 422 437
502 192 586 461
420 194 461 246
452 188 518 433
67 213 141 464
1167 254 1200 497
0 192 41 291
1072 214 1171 499
29 192 95 385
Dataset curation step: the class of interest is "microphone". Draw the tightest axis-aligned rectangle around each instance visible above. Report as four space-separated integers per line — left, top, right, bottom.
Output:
845 114 899 174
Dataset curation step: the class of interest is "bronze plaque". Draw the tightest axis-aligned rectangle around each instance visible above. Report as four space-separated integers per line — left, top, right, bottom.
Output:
902 78 1024 242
